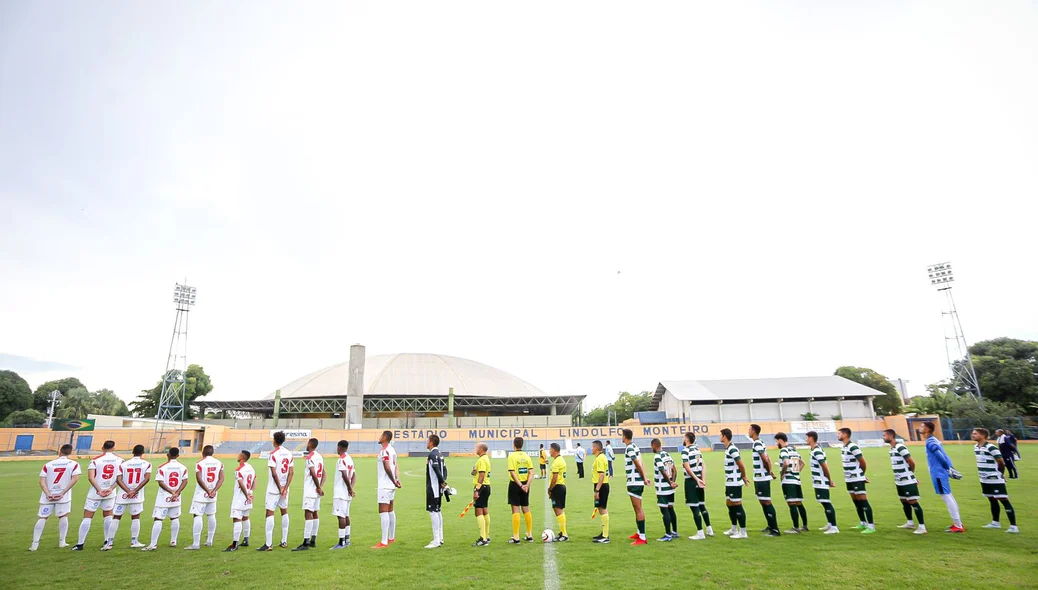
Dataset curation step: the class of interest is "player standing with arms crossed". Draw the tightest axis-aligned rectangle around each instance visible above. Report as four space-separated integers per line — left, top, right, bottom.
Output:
331 440 357 549
506 436 534 544
720 429 749 539
72 440 123 551
622 428 651 545
882 429 927 534
144 447 189 550
107 444 151 550
591 440 611 543
224 450 256 551
774 433 809 534
260 431 294 551
187 445 224 549
374 430 401 549
31 444 81 551
650 438 678 541
548 442 569 542
681 432 713 540
294 438 325 551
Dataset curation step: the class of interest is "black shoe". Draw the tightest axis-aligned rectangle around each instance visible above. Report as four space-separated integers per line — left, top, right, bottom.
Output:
240 538 249 547
592 534 604 541
292 542 310 551
473 538 489 547
257 544 272 551
309 537 316 548
557 535 569 542
71 545 84 551
593 537 611 543
525 536 534 542
279 542 288 549
760 527 771 534
763 530 781 537
223 544 238 552
508 538 522 544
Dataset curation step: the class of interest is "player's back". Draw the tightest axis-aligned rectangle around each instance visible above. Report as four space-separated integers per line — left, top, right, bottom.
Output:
40 456 81 503
193 456 224 501
377 445 397 488
335 453 355 499
155 460 188 506
267 446 294 491
118 456 153 501
233 463 257 508
508 451 533 482
88 452 124 498
304 450 325 497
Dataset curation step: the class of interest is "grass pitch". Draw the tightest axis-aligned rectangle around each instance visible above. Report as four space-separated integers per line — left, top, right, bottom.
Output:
0 445 1034 589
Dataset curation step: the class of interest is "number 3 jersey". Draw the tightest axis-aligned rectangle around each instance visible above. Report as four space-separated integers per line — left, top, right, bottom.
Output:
87 452 125 501
116 456 153 504
193 456 225 503
232 463 257 511
155 460 189 507
39 456 82 504
267 446 295 495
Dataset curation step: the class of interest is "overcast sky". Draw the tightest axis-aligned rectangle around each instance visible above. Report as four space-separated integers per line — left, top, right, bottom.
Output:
2 1 1036 409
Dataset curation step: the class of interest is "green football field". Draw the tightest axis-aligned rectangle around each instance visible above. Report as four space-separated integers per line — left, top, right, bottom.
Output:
0 445 1033 589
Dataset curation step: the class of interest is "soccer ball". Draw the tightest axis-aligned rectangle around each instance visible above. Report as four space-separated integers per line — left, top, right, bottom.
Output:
542 529 555 543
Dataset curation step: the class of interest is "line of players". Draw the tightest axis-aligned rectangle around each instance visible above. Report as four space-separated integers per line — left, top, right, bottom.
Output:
29 424 1019 551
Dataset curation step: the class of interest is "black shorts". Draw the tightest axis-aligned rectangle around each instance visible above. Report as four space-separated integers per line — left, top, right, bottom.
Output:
594 483 610 509
684 478 705 507
426 490 442 513
508 481 530 507
550 485 567 509
473 485 491 509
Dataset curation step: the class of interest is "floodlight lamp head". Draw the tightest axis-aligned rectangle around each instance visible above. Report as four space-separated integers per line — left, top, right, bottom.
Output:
172 283 198 307
927 262 954 289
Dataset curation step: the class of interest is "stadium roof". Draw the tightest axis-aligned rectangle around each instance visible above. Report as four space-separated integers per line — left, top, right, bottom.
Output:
650 376 881 410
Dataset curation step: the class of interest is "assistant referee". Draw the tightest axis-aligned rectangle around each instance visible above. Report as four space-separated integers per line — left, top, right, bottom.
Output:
592 440 610 543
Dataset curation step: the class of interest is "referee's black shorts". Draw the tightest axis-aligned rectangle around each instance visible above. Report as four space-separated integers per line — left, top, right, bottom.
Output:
508 481 530 507
594 483 610 509
473 485 491 509
550 484 567 509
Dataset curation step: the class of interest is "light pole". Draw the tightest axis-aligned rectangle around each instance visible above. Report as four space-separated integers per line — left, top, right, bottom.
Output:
45 390 61 428
926 262 981 398
152 283 197 453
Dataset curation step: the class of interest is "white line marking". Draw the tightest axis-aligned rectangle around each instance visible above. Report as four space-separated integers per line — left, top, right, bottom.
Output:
542 485 559 590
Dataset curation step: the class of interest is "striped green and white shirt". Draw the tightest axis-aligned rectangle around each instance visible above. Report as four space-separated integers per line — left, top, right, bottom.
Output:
841 442 866 483
779 446 802 485
625 443 645 486
681 444 703 479
751 438 772 482
888 443 917 485
809 445 830 489
974 442 1005 484
724 443 744 487
654 451 676 495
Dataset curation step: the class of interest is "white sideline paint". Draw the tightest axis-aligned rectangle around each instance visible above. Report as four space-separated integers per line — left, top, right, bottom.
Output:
542 485 559 590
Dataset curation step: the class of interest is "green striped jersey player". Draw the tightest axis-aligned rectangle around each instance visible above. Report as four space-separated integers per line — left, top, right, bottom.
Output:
837 428 875 533
680 432 713 539
774 432 808 534
971 427 1018 533
882 429 926 534
806 431 839 534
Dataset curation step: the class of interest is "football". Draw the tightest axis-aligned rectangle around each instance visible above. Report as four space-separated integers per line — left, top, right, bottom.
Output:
542 529 555 543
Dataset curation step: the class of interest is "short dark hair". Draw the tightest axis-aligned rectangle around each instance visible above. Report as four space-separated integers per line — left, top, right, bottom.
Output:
429 434 440 446
514 437 524 449
241 450 252 460
576 443 581 447
720 428 733 441
805 431 818 442
749 424 761 436
592 440 603 450
382 430 393 441
922 421 936 433
337 439 350 452
622 428 634 441
883 429 897 438
550 442 560 452
133 444 145 456
540 444 544 448
650 437 662 448
59 444 73 456
774 432 787 442
273 431 286 445
168 447 180 458
102 440 115 451
202 445 214 457
684 432 696 444
838 427 852 438
974 427 990 438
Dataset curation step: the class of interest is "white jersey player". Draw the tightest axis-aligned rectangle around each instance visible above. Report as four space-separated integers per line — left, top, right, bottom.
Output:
31 444 81 551
225 450 257 551
106 444 152 550
294 438 326 551
373 431 401 549
144 447 189 551
72 441 123 551
330 440 357 549
260 431 294 551
187 445 225 549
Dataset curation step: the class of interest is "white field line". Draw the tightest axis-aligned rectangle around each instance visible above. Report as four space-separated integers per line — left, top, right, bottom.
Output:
543 485 559 590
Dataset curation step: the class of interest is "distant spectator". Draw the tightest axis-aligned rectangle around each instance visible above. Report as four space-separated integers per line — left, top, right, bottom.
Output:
996 430 1018 479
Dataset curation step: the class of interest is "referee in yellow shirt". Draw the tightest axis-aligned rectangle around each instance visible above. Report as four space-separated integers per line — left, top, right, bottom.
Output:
548 443 569 541
471 443 492 546
539 444 548 479
592 440 610 543
507 437 535 543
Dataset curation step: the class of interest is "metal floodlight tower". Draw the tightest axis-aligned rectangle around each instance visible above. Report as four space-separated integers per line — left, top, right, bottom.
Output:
926 262 981 398
152 283 197 452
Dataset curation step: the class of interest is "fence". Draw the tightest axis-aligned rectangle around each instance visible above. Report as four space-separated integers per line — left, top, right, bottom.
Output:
940 416 1037 442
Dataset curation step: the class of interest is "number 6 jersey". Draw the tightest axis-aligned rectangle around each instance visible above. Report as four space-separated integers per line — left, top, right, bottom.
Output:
155 459 189 507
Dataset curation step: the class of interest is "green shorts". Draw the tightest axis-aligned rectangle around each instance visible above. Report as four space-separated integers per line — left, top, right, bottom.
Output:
781 483 804 503
814 487 831 503
684 479 705 507
626 485 645 499
895 483 920 501
845 481 867 494
981 481 1009 499
754 480 773 501
725 485 743 502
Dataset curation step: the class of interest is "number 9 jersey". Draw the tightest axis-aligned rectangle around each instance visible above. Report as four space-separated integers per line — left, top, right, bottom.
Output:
87 452 124 500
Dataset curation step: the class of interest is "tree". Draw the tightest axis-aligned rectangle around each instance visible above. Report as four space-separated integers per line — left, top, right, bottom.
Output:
3 408 47 427
965 337 1038 408
905 382 957 417
0 370 33 420
130 364 214 418
56 387 94 419
92 389 130 416
582 391 654 425
834 366 903 416
31 377 86 413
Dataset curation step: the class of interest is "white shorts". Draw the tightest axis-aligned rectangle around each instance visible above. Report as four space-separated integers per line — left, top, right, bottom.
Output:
153 506 182 520
265 493 289 511
230 508 252 519
332 498 351 518
38 502 71 518
302 497 321 512
377 488 396 504
190 501 218 516
114 503 144 517
84 496 116 513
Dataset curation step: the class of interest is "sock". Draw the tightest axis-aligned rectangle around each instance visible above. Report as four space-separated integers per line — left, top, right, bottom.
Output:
281 514 290 544
903 503 914 522
558 513 568 536
77 517 91 545
524 511 533 536
243 519 251 539
346 524 352 540
990 498 1001 522
233 521 242 543
476 515 487 541
861 500 874 525
691 507 703 530
265 515 275 546
311 519 319 540
797 505 807 527
728 506 738 526
736 506 746 528
853 499 865 523
941 494 962 526
512 513 521 538
660 508 671 534
58 517 69 544
601 513 610 538
130 519 141 543
1000 499 1016 526
207 515 217 544
701 506 711 527
170 518 180 543
304 520 313 542
103 515 113 540
107 519 120 544
479 512 485 539
636 519 645 540
193 516 203 546
912 503 925 526
32 519 46 544
434 514 442 542
669 506 678 533
765 504 778 531
338 527 347 544
789 505 800 528
150 521 162 547
380 513 390 544
824 504 837 527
